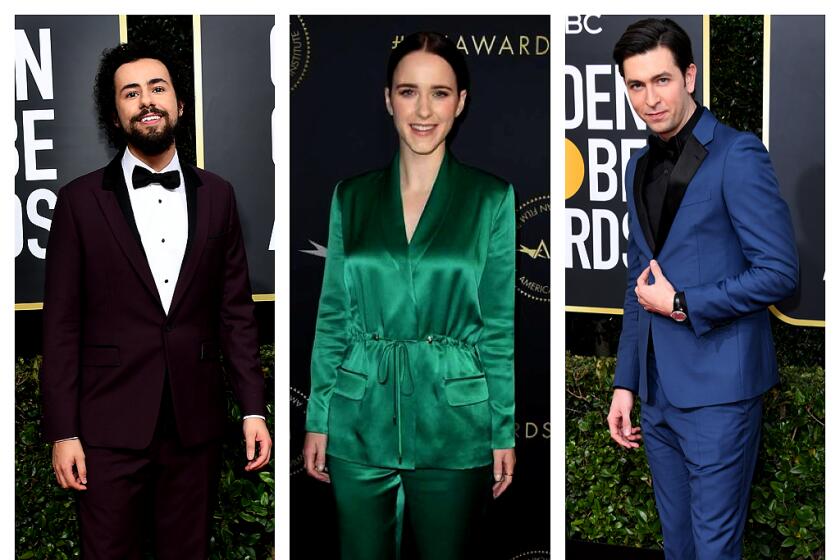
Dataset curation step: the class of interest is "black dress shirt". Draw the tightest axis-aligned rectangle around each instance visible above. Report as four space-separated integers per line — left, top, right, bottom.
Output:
643 103 704 240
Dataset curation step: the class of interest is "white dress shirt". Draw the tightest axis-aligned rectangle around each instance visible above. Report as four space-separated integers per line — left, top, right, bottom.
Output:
121 148 188 314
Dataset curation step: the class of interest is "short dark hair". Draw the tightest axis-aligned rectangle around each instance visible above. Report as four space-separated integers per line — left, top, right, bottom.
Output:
612 18 695 77
93 41 191 149
385 31 470 93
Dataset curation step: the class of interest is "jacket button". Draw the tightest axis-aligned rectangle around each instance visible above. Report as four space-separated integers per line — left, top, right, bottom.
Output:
426 335 433 343
165 324 173 332
373 333 379 340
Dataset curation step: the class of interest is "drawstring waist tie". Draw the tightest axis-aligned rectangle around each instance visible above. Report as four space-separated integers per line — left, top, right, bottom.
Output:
350 331 477 463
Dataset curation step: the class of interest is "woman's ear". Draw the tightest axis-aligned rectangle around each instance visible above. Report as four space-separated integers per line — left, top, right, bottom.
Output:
384 87 394 116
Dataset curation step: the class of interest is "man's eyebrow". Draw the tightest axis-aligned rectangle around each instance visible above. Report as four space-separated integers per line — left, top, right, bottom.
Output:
626 71 673 85
651 71 673 80
119 77 170 93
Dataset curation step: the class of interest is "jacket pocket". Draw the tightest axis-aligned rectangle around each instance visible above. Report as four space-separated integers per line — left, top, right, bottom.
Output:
205 227 231 246
81 345 120 367
444 374 489 406
333 366 368 401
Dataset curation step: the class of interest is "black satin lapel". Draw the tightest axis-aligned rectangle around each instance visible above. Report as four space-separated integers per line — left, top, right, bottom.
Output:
103 154 143 246
378 156 408 267
97 154 162 310
168 168 207 318
632 153 656 254
655 136 708 251
181 164 200 258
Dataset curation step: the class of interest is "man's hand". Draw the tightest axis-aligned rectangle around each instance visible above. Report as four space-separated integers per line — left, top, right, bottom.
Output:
243 417 272 471
303 432 330 483
607 388 642 449
52 439 87 490
492 448 516 499
635 259 676 316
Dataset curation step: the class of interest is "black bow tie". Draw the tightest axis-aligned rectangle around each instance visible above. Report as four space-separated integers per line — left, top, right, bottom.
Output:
132 166 180 190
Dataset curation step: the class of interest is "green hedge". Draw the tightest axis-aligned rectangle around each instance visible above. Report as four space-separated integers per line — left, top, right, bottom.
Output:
566 354 824 559
15 346 275 560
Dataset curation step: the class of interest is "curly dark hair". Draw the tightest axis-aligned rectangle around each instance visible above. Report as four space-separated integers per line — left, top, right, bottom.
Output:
93 41 193 149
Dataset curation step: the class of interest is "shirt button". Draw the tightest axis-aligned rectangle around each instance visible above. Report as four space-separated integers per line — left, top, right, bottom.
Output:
161 238 166 243
158 199 162 204
164 279 169 284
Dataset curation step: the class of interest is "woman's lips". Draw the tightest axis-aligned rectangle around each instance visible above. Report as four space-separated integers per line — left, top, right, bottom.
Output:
409 123 437 136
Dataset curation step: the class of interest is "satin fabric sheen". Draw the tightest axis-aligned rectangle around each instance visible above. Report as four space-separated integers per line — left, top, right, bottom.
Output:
328 456 491 560
306 151 516 469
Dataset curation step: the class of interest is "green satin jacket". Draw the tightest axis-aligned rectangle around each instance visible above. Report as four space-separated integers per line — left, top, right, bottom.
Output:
306 151 515 469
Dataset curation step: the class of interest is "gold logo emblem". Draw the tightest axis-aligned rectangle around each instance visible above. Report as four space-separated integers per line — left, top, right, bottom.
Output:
516 195 550 303
290 15 311 92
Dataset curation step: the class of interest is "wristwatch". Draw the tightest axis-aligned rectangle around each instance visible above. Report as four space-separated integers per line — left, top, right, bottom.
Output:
670 291 688 323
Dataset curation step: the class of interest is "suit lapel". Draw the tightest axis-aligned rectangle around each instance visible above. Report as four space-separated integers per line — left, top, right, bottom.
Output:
168 164 205 318
631 151 656 256
95 151 163 310
655 109 715 254
407 151 454 268
656 135 708 252
377 150 455 268
378 155 409 267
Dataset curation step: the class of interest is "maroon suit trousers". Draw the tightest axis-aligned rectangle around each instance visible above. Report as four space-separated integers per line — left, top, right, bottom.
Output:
78 381 222 560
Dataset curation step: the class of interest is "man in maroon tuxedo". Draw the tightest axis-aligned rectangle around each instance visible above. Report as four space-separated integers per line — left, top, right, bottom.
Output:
40 42 272 559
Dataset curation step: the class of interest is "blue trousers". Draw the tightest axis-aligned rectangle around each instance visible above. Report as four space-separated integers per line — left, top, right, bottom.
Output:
327 455 491 560
641 353 762 560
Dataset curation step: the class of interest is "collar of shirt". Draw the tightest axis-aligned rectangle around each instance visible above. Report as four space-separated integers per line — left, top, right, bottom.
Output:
121 147 184 191
647 103 704 164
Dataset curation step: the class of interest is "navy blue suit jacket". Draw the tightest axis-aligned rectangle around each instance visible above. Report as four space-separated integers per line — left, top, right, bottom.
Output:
614 109 799 407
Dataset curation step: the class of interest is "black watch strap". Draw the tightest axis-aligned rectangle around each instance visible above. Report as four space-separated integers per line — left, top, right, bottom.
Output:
674 291 687 314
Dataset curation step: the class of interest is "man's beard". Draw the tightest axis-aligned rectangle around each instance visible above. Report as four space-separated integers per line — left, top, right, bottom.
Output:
122 107 179 156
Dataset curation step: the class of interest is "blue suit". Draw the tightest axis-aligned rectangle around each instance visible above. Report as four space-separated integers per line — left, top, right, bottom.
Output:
614 109 798 559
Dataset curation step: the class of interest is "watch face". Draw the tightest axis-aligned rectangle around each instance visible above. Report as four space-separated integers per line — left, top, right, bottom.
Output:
670 310 687 323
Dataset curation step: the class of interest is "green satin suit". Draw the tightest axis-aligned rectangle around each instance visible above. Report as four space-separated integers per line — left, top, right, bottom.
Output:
306 151 516 470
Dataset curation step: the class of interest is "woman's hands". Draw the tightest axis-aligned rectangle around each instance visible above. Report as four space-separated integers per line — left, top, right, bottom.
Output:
303 432 330 483
492 448 516 498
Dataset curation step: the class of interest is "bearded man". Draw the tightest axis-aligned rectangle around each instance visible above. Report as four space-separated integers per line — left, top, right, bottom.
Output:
40 42 272 559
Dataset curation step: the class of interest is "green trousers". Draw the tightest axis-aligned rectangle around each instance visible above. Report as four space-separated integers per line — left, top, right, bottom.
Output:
328 456 492 560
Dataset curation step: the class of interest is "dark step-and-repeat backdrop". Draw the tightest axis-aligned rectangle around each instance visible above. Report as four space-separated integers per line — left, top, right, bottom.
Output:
14 15 275 307
565 14 824 327
290 15 550 560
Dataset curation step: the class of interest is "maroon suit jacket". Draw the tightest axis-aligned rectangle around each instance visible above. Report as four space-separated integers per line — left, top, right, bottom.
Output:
40 151 266 449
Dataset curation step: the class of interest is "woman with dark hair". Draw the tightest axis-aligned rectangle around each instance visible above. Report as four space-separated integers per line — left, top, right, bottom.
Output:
303 31 516 560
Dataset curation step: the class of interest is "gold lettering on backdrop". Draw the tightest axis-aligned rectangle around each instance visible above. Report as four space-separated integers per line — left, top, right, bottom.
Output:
519 277 550 294
290 30 302 75
433 34 550 56
471 35 497 54
519 35 530 55
499 36 514 55
536 35 549 55
514 421 551 439
456 35 468 53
